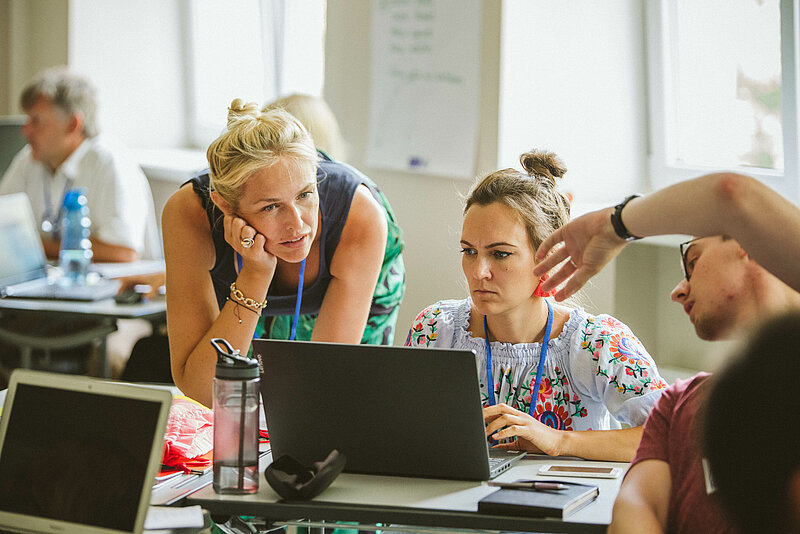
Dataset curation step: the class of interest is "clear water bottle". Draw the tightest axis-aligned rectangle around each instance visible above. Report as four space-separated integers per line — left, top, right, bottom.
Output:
59 188 93 286
211 338 260 494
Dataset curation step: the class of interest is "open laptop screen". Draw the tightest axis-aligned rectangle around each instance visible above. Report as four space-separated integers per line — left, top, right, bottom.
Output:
0 380 167 533
0 193 48 284
254 339 525 481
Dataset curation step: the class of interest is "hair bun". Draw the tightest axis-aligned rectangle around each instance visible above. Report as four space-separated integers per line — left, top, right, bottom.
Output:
227 98 261 128
520 149 567 185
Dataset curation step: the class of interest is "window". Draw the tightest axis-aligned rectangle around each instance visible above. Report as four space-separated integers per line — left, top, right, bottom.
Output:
646 0 799 199
185 0 326 149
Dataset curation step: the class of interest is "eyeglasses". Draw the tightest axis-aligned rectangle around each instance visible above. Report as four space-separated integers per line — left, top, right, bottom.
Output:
679 237 704 281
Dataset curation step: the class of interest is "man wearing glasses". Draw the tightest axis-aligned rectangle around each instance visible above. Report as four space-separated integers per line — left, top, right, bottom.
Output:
608 234 800 534
531 172 800 534
670 235 787 341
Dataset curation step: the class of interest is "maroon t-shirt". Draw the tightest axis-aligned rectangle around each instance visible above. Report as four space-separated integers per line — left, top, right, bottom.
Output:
631 373 736 534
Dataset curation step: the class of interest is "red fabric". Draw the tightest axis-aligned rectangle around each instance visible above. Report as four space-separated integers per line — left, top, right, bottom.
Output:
162 449 213 474
161 397 214 473
532 273 555 298
632 373 735 534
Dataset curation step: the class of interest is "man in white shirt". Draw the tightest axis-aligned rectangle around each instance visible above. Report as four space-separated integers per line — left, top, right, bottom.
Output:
0 67 158 262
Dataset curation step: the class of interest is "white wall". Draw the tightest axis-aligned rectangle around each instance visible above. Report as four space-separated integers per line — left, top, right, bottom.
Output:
1 0 68 114
68 0 187 149
499 0 648 206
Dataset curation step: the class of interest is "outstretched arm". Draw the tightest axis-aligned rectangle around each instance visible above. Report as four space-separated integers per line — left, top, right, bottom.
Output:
41 236 139 262
608 460 671 533
534 172 800 300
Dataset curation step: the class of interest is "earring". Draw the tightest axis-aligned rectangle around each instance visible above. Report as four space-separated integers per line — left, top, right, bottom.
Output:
533 273 555 298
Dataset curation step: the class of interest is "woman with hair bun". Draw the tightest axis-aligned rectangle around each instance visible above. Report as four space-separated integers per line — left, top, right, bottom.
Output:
405 149 666 461
163 99 405 406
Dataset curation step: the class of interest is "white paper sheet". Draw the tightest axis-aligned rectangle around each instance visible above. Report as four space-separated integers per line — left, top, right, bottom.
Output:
367 0 482 179
144 504 204 530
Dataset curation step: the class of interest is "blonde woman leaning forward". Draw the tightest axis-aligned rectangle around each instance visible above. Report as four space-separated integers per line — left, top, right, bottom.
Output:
163 100 405 406
405 150 667 462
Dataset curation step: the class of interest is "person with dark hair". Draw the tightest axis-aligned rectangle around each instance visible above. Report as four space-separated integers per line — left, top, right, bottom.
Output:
704 312 800 534
521 169 800 532
606 237 800 532
405 149 667 462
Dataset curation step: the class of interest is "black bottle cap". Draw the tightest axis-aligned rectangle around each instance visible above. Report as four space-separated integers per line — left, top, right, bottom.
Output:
211 338 259 380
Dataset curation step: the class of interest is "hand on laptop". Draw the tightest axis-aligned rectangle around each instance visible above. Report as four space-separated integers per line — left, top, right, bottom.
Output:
484 403 563 456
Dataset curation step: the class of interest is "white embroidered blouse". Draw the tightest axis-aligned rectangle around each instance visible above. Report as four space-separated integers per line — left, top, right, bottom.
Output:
405 299 668 430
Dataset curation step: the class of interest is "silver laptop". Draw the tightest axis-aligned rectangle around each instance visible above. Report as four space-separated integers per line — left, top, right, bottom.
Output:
254 339 525 481
0 193 119 300
0 369 172 534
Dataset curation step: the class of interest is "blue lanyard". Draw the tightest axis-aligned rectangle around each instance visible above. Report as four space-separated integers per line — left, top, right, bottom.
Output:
235 253 305 341
41 176 74 237
483 300 554 417
289 259 305 341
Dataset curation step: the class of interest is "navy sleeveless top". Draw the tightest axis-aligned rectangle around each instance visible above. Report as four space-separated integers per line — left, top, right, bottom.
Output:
190 153 384 317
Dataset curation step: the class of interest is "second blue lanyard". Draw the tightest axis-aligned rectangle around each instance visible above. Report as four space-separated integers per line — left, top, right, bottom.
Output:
484 299 554 417
236 253 305 341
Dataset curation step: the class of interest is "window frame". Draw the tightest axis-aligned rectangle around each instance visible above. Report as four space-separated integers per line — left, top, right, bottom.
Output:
645 0 799 201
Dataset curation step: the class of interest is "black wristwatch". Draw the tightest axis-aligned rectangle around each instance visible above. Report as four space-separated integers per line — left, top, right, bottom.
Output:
610 194 642 241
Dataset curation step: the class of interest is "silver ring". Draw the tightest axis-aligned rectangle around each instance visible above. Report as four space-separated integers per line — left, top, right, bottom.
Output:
569 258 578 268
240 236 255 249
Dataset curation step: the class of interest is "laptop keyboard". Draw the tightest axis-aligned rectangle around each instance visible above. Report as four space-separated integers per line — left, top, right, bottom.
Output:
489 456 509 470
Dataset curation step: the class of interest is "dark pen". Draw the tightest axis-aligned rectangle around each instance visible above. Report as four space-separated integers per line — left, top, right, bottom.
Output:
487 481 569 491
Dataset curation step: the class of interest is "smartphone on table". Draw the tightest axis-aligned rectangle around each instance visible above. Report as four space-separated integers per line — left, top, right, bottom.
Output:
538 464 623 479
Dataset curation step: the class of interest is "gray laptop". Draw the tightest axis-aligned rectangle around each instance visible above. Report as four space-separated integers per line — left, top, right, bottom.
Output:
254 339 525 481
0 193 120 300
0 369 173 534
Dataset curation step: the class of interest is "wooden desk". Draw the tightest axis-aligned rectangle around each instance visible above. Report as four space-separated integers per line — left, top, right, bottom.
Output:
0 297 166 377
186 453 628 533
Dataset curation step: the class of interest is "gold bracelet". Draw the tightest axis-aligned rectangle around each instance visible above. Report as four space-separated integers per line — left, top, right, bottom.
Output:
229 281 268 311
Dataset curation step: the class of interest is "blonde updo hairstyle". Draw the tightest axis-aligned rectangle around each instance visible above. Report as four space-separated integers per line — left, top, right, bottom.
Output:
465 149 571 252
207 98 319 210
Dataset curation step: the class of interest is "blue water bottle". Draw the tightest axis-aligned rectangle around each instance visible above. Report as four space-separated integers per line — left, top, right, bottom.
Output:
59 188 93 285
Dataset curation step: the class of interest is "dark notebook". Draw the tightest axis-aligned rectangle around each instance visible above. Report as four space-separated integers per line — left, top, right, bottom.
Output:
478 480 599 519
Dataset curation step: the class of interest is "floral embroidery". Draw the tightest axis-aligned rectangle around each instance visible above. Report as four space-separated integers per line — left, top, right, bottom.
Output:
580 317 612 363
609 334 647 364
582 317 664 397
514 376 553 413
535 401 574 430
500 366 515 405
537 376 553 402
569 394 588 418
600 316 625 330
406 300 666 430
407 305 441 347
